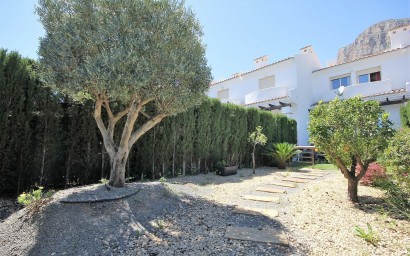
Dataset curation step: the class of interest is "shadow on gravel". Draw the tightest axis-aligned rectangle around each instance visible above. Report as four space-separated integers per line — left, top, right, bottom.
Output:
0 197 21 221
354 195 408 221
166 167 319 187
7 182 313 255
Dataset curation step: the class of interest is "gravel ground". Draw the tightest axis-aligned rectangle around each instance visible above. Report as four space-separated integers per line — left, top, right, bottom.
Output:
0 167 409 255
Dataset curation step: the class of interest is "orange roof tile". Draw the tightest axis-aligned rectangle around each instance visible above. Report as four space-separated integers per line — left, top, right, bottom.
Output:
310 88 407 106
362 88 407 98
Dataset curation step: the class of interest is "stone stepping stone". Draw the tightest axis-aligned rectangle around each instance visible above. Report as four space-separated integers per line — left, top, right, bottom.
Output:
290 175 317 180
243 195 279 203
232 206 279 218
271 181 296 188
299 173 325 177
225 226 289 246
279 177 308 183
256 187 286 194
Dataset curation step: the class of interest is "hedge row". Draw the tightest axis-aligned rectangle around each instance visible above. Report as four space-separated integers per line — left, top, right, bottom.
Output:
131 98 297 179
0 49 296 195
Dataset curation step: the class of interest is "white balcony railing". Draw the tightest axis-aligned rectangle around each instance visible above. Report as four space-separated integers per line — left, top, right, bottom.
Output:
319 79 392 102
244 87 289 105
220 98 241 104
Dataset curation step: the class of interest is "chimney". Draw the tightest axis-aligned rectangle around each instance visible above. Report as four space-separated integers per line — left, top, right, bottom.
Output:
254 55 269 69
388 25 410 49
300 45 314 54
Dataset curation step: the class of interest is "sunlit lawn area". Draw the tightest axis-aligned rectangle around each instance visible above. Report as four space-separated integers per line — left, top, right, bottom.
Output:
290 161 338 170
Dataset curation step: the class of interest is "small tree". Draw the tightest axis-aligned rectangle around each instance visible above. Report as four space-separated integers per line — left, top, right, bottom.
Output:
308 97 393 202
37 0 212 187
248 126 267 174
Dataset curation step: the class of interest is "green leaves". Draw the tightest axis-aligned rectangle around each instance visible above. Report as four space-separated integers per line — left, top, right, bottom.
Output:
265 143 299 169
308 97 393 173
248 126 268 147
37 0 212 113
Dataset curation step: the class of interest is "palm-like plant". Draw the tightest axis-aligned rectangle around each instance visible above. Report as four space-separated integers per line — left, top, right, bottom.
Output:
266 143 300 169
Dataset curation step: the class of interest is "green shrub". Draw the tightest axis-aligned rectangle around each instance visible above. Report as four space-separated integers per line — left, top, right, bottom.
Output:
159 177 167 183
356 162 387 186
373 179 410 220
382 128 410 193
17 187 54 209
18 187 43 206
99 178 109 185
215 160 227 169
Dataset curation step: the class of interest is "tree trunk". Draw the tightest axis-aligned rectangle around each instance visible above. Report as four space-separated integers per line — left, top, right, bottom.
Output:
101 145 105 179
109 151 127 186
252 151 256 175
16 151 23 195
152 127 156 181
348 178 359 203
197 158 201 174
182 157 186 176
172 124 176 177
40 116 48 186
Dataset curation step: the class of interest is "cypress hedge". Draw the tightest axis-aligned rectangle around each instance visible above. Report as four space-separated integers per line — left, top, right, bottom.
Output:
0 49 297 194
132 98 297 179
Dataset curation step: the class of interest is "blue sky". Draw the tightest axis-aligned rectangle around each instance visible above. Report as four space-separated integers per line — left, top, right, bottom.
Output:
1 0 409 81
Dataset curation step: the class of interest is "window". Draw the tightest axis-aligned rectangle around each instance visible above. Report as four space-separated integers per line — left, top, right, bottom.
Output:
356 67 381 84
217 89 229 100
259 75 275 90
358 71 381 84
330 76 350 89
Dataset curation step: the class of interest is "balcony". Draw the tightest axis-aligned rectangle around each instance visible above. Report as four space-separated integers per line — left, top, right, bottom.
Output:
245 87 289 105
320 79 392 102
220 98 241 104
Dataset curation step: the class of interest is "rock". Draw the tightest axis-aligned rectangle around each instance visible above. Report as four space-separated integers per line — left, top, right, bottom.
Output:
337 18 410 64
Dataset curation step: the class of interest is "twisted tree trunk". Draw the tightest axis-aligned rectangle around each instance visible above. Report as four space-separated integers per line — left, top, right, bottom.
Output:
93 94 166 187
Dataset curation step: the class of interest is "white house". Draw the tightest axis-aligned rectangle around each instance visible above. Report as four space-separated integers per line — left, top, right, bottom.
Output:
207 24 410 145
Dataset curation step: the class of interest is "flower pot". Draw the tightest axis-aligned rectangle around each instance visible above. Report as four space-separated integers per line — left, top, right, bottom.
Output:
217 165 238 176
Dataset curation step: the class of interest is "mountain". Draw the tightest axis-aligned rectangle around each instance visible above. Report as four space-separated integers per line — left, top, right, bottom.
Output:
337 18 410 64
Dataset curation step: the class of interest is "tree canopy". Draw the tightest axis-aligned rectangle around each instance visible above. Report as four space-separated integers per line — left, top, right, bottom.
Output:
37 0 212 187
37 0 211 109
308 97 393 202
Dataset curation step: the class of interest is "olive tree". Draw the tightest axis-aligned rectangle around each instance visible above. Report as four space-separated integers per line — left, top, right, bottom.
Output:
308 97 393 202
37 0 212 187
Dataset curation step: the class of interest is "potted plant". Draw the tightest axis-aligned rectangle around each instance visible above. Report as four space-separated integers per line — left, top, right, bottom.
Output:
215 160 238 176
266 142 300 169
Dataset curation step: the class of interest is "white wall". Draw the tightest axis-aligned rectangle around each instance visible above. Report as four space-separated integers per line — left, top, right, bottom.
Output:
312 48 410 103
382 104 403 129
207 58 297 105
207 45 409 146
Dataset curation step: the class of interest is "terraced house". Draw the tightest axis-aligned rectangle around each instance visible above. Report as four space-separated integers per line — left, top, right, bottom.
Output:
208 19 410 145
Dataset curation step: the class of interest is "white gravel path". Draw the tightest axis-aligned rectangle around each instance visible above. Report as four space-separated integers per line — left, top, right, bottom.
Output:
0 167 408 255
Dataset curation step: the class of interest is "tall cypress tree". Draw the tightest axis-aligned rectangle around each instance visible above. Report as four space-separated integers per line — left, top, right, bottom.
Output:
0 50 40 194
